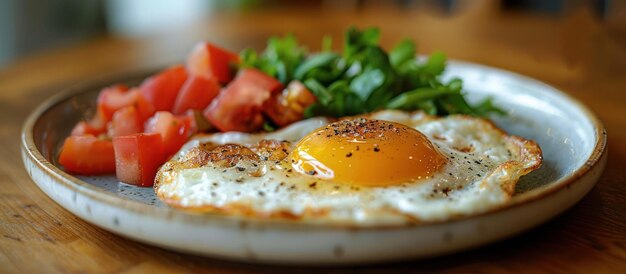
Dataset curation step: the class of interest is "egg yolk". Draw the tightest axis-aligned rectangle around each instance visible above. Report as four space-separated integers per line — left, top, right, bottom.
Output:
290 118 446 186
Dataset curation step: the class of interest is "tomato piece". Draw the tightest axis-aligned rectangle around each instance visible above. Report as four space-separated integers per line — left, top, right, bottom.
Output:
173 110 214 134
172 75 220 115
203 69 283 132
263 80 317 126
112 133 164 187
186 42 240 84
71 114 107 136
71 121 103 136
140 65 188 111
97 86 155 122
58 135 116 175
144 111 192 157
183 109 214 133
109 106 143 137
179 117 194 135
96 84 129 121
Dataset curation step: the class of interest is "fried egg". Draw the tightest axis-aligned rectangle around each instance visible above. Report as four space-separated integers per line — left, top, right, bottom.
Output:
155 110 542 225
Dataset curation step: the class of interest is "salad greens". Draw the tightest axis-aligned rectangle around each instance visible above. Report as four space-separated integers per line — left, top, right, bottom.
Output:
239 27 504 118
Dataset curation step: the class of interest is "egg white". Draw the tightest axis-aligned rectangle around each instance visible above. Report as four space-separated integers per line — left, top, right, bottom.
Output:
155 111 542 225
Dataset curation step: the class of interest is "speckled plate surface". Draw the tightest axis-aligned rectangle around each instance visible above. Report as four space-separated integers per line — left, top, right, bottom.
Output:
21 61 607 265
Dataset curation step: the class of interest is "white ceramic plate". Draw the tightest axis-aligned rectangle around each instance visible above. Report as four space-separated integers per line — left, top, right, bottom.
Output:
21 61 607 265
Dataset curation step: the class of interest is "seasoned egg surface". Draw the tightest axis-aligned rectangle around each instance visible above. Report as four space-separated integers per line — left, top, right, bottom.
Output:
155 111 542 225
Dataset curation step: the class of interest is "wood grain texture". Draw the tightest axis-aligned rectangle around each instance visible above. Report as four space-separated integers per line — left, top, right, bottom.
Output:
1 2 625 273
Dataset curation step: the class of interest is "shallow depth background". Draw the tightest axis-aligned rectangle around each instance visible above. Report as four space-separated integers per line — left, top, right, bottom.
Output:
2 0 626 66
1 0 626 273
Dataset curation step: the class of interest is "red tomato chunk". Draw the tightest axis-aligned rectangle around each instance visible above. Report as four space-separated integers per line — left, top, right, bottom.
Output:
58 135 116 175
109 106 144 137
172 75 220 115
144 111 193 158
140 65 188 111
263 80 317 127
203 68 283 132
70 115 107 137
61 43 291 184
186 42 240 84
113 133 164 187
97 86 155 122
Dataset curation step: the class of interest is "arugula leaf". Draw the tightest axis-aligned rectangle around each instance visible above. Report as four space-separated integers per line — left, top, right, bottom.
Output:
241 27 504 119
473 97 507 116
294 52 340 81
303 79 332 105
421 51 447 76
386 87 459 110
344 27 380 63
446 77 463 93
239 48 260 68
389 39 416 69
239 34 306 84
303 79 366 117
350 68 385 101
416 100 438 115
262 121 277 132
329 80 365 116
438 93 479 115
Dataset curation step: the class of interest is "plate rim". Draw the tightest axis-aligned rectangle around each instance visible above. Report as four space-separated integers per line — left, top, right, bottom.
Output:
21 60 608 230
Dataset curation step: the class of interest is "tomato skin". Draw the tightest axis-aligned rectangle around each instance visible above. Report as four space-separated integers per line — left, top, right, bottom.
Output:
97 86 155 122
71 114 107 136
140 65 188 111
234 68 284 92
263 80 317 126
186 42 240 84
112 133 164 187
183 109 214 133
58 135 116 175
203 69 283 132
177 110 201 135
109 106 143 137
96 84 129 121
172 75 220 115
71 121 102 136
144 111 191 158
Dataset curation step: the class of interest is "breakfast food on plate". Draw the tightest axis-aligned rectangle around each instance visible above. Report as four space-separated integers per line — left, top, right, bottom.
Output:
58 27 542 222
155 111 541 224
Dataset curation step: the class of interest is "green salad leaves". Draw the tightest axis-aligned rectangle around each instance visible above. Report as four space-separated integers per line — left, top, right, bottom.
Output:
240 27 504 118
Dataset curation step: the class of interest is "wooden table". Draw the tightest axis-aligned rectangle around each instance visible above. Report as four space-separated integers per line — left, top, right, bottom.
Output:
1 3 625 273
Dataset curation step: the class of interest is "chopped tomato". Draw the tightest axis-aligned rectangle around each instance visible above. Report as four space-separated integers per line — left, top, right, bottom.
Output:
186 42 240 84
109 106 143 137
174 109 214 134
203 68 283 132
97 86 155 122
97 84 128 121
144 111 192 157
183 109 214 133
172 75 220 115
71 114 107 136
175 110 196 134
264 80 317 126
58 135 116 175
140 65 188 111
112 133 164 187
